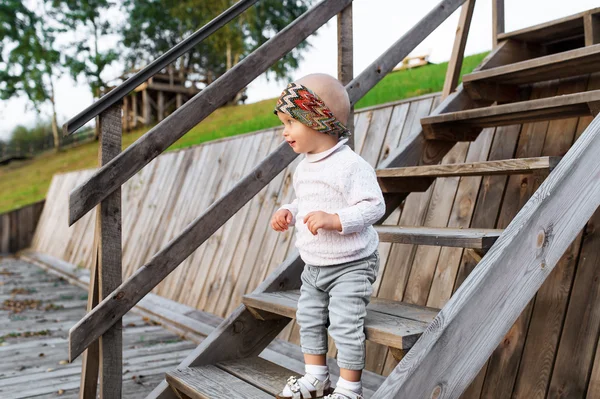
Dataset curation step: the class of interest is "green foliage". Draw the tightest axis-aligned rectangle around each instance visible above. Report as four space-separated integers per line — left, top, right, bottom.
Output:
0 0 61 109
49 0 120 97
121 0 312 87
9 121 54 148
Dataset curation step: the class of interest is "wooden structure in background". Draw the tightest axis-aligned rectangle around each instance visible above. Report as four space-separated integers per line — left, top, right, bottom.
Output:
23 1 600 397
0 200 44 254
119 66 201 131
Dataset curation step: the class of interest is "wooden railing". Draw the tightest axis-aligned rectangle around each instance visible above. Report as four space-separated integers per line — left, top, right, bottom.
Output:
63 0 470 396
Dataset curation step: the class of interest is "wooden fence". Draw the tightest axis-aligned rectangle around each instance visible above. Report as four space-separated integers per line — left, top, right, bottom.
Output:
30 75 600 396
1 200 45 253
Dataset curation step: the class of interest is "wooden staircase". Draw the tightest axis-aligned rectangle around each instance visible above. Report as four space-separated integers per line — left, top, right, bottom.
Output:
158 8 600 398
59 2 600 399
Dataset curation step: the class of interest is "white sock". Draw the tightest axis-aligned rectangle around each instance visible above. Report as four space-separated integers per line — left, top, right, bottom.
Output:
281 364 329 396
336 376 362 394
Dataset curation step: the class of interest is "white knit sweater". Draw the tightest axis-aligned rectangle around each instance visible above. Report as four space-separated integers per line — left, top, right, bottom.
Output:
280 139 385 266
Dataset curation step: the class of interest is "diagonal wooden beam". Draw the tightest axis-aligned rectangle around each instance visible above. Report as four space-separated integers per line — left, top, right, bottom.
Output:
442 0 476 99
67 0 352 226
372 114 600 398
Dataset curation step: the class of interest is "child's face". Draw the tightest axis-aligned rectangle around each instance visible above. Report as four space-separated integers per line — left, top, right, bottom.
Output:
277 111 335 154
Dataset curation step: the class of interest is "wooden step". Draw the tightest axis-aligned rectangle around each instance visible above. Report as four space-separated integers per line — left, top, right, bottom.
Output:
377 156 560 193
463 45 600 102
497 8 600 49
420 90 600 141
242 290 438 351
166 357 300 398
374 226 502 249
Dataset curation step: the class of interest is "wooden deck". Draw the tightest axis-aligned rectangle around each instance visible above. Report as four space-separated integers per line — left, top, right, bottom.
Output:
0 256 196 398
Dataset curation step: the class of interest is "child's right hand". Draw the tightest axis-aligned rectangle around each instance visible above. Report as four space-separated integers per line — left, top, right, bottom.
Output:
271 209 293 232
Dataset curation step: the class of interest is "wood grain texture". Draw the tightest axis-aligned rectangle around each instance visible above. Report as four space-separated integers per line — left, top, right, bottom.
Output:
442 0 475 98
547 208 600 398
497 8 592 44
421 89 600 140
372 113 600 398
374 226 502 249
480 77 587 399
337 3 354 148
97 104 123 399
0 201 45 254
492 0 504 47
68 0 353 226
242 290 429 350
166 366 271 399
584 13 600 46
463 44 600 86
217 357 300 395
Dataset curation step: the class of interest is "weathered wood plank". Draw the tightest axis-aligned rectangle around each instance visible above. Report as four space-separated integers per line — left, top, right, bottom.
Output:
217 357 300 395
493 77 590 399
421 90 600 141
337 3 353 147
547 213 600 397
242 291 429 350
378 156 558 180
584 13 600 46
427 129 494 309
68 0 354 226
167 366 272 399
97 104 123 399
492 0 504 48
442 0 475 98
463 44 600 87
497 8 593 44
371 113 600 398
375 226 502 249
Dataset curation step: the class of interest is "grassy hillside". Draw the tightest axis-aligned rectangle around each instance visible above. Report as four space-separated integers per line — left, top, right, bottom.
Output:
0 52 488 213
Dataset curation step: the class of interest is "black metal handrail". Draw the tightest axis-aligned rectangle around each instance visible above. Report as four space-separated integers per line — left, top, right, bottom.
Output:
62 0 258 136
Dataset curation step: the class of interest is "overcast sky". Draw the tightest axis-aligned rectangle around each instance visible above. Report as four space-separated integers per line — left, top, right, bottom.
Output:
1 0 598 140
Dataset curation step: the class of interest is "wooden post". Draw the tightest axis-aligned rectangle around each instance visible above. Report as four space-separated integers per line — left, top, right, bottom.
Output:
158 91 165 122
584 13 600 46
97 103 123 398
492 0 504 48
337 4 353 148
131 92 138 129
122 96 129 132
78 242 100 399
176 93 183 109
442 0 476 99
143 89 151 125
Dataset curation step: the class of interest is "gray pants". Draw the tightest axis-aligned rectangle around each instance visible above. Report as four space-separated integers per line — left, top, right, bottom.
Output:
296 251 379 370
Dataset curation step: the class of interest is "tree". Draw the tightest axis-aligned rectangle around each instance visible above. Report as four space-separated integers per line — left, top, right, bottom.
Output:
0 0 63 150
49 0 120 99
121 0 312 98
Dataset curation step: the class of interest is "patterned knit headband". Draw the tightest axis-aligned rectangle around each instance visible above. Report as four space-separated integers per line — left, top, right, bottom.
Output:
274 82 351 138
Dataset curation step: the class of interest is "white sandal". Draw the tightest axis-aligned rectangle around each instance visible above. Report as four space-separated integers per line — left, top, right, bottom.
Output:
324 387 364 399
276 373 333 399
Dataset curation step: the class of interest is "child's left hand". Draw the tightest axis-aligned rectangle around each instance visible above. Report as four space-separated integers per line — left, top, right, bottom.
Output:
303 211 342 235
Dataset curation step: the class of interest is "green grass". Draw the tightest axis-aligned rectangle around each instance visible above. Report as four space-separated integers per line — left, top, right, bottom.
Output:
0 52 488 213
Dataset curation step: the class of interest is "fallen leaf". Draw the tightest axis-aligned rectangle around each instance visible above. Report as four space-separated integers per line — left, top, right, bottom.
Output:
57 389 64 395
47 368 54 372
38 353 44 357
59 360 68 365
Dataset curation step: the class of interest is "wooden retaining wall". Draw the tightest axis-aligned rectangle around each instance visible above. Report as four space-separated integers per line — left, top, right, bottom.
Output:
30 80 600 397
0 200 45 254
